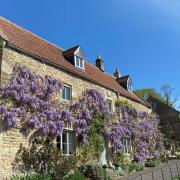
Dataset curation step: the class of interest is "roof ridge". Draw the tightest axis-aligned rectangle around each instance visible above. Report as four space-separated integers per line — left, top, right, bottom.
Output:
0 16 64 51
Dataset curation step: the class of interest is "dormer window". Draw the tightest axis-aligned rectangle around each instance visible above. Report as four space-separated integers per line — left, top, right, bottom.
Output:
74 47 85 70
63 45 86 71
116 75 133 92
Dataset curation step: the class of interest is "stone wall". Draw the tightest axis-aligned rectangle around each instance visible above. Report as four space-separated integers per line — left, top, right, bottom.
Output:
0 46 151 178
0 123 28 179
1 47 151 112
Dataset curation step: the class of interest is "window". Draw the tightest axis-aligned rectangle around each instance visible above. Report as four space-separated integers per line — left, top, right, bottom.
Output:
75 55 84 70
62 84 71 101
57 131 75 155
128 82 132 91
106 99 112 111
74 47 85 70
121 138 130 154
127 79 133 92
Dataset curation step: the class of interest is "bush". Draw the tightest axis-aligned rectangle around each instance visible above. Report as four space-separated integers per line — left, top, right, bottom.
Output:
176 155 180 160
160 155 168 163
145 160 161 167
115 99 131 108
81 164 109 180
112 151 125 167
64 171 85 180
14 139 77 180
128 163 144 173
11 174 52 180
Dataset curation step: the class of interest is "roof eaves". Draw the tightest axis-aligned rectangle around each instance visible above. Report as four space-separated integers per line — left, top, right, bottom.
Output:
5 42 150 108
0 29 9 42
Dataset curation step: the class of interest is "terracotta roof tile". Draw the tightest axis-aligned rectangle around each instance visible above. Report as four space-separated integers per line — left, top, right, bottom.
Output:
63 45 79 58
117 75 129 84
0 17 150 107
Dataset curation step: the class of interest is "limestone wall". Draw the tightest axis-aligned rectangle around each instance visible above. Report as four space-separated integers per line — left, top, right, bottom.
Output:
0 46 151 178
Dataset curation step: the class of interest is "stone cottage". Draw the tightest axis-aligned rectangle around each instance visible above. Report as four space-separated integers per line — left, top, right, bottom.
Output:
0 17 151 178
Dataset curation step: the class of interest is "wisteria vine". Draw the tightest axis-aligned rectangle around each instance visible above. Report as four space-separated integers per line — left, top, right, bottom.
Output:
105 105 165 162
0 64 164 163
0 65 74 137
70 89 109 144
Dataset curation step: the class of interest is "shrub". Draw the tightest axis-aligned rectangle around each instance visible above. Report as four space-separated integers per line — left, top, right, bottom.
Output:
176 155 180 160
128 163 144 173
160 155 168 163
14 139 77 180
145 160 161 167
112 150 125 167
11 174 52 180
64 171 85 180
115 99 131 108
82 164 109 180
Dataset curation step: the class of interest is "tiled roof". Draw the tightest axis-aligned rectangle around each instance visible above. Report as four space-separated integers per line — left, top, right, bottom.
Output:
0 17 150 108
117 75 129 84
63 45 79 58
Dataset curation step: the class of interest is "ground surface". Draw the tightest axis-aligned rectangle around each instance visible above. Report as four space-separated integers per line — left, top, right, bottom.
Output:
112 160 180 180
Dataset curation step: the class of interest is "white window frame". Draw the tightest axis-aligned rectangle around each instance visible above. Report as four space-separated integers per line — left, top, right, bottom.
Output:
121 138 130 155
62 84 72 101
127 78 133 92
74 47 85 70
74 55 85 70
106 99 112 111
57 131 75 155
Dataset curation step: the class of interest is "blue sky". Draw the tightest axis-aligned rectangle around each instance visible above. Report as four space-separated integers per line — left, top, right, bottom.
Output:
1 0 180 108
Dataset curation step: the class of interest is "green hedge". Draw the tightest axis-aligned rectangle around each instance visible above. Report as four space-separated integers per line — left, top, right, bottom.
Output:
128 163 144 173
145 160 161 167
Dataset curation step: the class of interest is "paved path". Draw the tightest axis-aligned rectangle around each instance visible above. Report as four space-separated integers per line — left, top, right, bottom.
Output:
112 160 180 180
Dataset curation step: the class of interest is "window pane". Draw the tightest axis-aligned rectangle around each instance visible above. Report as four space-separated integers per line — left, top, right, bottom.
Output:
62 86 66 99
63 143 68 154
62 133 67 143
121 138 129 154
69 132 73 154
106 100 112 111
69 133 73 144
76 57 80 67
66 86 70 100
57 136 61 150
62 85 71 100
80 59 83 68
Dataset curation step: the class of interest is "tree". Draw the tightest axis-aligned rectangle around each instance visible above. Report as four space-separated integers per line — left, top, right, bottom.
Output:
160 85 177 107
135 88 164 102
135 85 179 108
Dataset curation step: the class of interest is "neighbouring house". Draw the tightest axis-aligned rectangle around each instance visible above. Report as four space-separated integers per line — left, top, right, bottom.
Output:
0 17 151 178
147 95 180 149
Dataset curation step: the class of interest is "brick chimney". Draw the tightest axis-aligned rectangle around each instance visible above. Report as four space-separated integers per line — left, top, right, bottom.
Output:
96 55 104 71
114 68 121 78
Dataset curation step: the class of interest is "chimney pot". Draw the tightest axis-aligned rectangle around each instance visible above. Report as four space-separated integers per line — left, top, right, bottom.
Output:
96 55 104 71
114 68 121 78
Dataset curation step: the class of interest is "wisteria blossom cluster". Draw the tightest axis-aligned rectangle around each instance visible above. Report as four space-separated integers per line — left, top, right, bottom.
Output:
70 89 109 144
105 105 164 162
0 64 164 163
0 65 74 137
